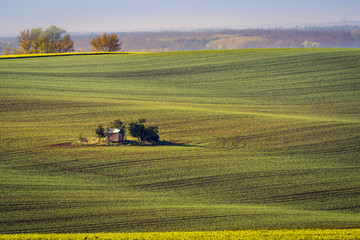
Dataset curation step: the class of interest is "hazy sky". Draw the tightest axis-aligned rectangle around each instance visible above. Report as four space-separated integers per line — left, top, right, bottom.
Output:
1 0 359 36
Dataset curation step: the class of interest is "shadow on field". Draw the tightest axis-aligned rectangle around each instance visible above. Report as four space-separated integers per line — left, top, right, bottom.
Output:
49 140 201 148
114 140 201 148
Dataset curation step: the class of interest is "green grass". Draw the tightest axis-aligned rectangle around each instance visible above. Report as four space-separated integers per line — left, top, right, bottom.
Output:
0 49 359 234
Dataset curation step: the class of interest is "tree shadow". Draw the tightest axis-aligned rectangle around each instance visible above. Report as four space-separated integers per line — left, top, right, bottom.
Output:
119 140 201 148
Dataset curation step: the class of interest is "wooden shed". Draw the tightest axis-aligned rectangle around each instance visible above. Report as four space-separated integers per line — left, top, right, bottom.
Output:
107 128 124 143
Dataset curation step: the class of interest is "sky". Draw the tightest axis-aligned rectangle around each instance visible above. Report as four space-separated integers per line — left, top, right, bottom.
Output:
1 0 360 36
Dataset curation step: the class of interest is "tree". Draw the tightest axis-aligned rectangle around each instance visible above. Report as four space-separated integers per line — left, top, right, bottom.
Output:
109 119 125 129
58 34 75 53
29 28 43 53
17 29 32 54
128 119 160 143
17 25 74 54
90 33 122 52
144 126 160 142
302 41 320 48
3 47 10 55
11 48 20 55
128 120 146 142
95 124 107 144
352 30 360 42
40 25 65 53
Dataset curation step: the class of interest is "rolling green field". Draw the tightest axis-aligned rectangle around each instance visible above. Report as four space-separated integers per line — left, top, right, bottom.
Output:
0 49 359 235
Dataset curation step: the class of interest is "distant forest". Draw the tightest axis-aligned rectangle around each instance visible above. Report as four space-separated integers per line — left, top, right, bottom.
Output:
1 25 360 53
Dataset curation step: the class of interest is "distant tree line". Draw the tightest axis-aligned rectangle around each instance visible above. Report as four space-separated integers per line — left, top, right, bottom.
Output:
1 25 360 54
91 26 360 52
70 26 360 52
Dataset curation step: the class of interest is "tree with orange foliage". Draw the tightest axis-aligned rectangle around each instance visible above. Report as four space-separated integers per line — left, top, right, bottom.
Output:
17 26 74 54
90 33 122 52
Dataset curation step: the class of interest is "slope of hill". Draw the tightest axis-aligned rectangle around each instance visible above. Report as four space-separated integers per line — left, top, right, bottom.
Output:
0 49 359 233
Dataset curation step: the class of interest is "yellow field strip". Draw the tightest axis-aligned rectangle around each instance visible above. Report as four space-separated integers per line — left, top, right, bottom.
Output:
1 229 359 240
0 52 148 59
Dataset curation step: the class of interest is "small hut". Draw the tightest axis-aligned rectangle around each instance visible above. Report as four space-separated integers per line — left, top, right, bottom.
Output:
107 128 124 143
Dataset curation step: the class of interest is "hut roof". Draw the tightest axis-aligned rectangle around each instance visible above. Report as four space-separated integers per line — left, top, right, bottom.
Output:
107 128 123 134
